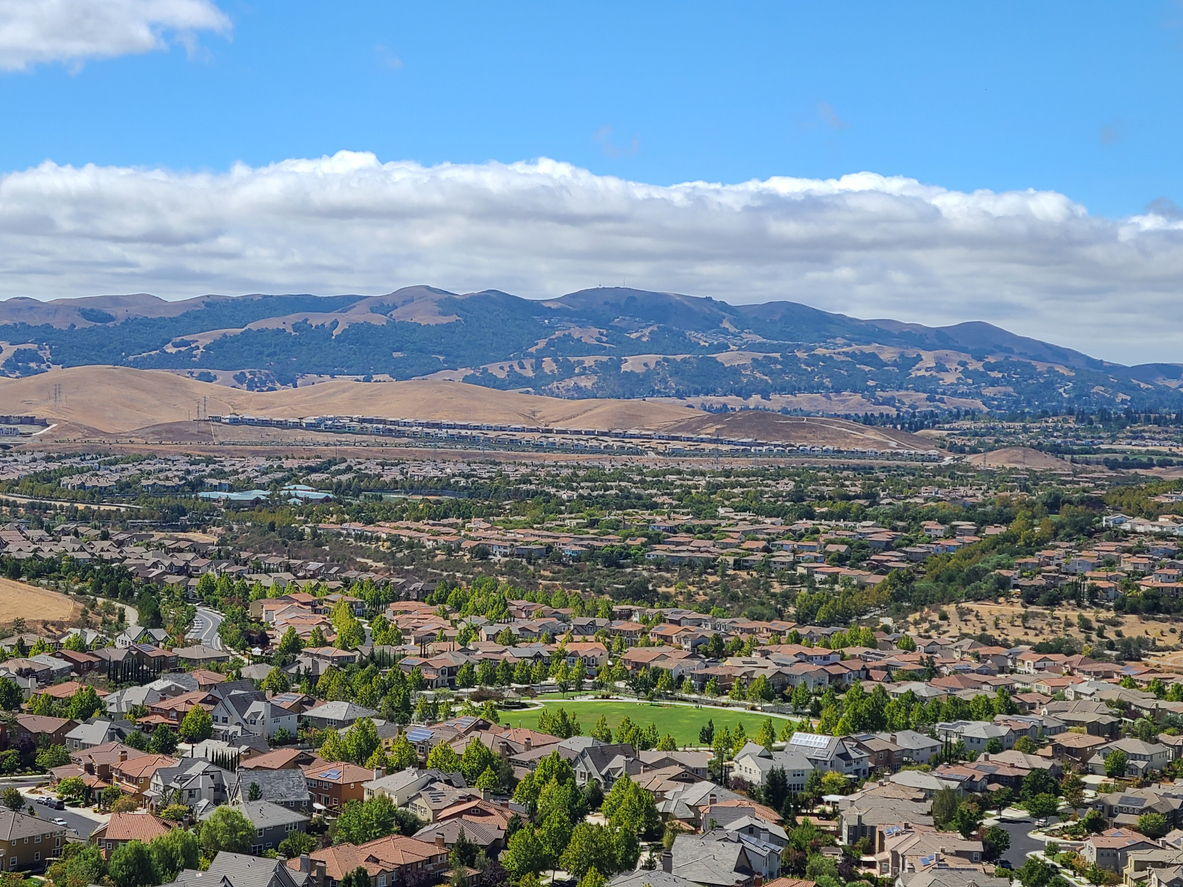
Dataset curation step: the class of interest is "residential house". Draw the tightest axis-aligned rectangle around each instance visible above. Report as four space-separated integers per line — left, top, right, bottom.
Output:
303 760 372 811
0 811 66 873
227 800 309 856
285 834 448 887
1082 829 1161 872
91 811 172 857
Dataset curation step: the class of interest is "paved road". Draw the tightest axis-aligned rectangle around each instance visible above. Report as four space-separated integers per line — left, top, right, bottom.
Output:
188 606 224 650
19 792 105 839
993 814 1059 870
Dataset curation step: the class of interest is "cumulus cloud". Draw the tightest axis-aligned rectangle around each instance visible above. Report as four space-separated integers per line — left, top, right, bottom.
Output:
0 0 230 71
0 151 1181 364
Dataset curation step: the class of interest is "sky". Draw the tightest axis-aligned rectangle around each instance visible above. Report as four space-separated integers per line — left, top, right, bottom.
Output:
2 1 1183 364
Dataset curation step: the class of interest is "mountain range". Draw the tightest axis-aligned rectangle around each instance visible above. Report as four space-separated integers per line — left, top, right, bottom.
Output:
0 286 1179 415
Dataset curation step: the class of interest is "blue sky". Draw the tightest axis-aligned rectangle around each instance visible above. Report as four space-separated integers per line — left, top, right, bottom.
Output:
2 1 1183 362
5 2 1181 216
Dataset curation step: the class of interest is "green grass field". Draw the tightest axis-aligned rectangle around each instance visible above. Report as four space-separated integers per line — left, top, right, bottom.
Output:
502 699 788 747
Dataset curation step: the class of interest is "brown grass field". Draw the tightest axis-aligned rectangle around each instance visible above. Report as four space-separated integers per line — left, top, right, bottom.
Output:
0 578 79 630
0 366 936 452
905 600 1182 666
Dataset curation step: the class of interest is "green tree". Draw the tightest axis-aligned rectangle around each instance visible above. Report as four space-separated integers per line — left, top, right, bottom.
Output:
763 767 789 814
0 678 22 711
501 827 547 879
159 803 190 822
57 776 88 804
982 825 1010 861
66 685 103 721
931 787 960 829
475 766 501 791
747 675 775 703
108 840 157 887
279 831 319 859
344 719 382 766
1021 768 1059 801
389 734 419 771
178 706 213 743
1014 735 1038 754
1024 793 1059 820
340 867 371 887
426 741 461 773
46 843 107 887
460 739 496 784
277 626 304 659
262 667 290 694
149 726 179 755
1061 771 1086 810
591 716 613 743
560 824 620 879
601 777 660 840
334 796 400 845
200 806 254 856
149 827 200 881
1016 857 1055 887
755 719 776 751
1138 811 1169 839
0 788 21 811
1105 749 1129 779
247 782 263 802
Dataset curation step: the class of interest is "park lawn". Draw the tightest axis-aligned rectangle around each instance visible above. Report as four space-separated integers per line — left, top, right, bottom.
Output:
501 699 788 747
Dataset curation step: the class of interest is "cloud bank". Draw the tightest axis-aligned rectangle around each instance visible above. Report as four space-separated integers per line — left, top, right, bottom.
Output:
0 0 230 71
0 150 1180 364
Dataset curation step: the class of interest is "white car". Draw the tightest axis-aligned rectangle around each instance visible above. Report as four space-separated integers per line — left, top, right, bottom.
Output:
52 818 67 826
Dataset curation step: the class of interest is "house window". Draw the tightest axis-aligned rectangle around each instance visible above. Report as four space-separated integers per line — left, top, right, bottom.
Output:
378 877 386 887
256 830 264 838
8 858 14 869
34 836 39 844
33 854 38 863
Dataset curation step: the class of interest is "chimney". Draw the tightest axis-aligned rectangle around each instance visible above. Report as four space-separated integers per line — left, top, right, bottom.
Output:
298 854 311 873
435 834 446 849
661 852 672 874
373 767 385 781
755 878 763 887
315 860 326 887
119 751 127 762
524 737 532 750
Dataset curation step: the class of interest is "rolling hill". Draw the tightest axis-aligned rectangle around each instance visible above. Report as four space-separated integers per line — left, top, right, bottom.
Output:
0 366 934 451
0 286 1175 415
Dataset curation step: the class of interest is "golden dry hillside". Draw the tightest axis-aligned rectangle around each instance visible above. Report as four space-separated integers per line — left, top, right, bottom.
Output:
0 366 936 451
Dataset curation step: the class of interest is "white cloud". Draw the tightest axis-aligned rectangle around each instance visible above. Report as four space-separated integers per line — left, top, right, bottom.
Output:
0 150 1181 364
0 0 230 71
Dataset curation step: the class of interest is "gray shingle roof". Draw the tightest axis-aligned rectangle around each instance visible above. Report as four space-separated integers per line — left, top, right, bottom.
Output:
174 852 309 887
228 799 309 829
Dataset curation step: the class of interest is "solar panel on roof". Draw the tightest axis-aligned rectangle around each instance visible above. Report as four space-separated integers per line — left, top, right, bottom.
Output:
320 768 342 779
406 729 433 743
789 732 830 748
